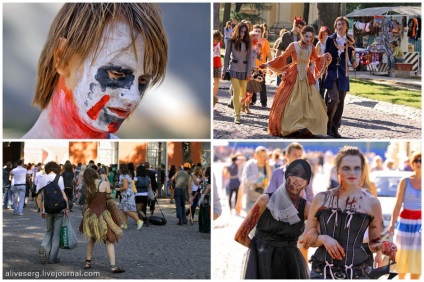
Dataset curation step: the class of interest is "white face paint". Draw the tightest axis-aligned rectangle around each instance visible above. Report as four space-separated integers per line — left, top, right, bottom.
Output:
72 22 149 133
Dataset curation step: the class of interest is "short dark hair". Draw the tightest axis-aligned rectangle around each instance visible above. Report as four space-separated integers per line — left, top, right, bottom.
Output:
16 159 23 166
45 161 61 174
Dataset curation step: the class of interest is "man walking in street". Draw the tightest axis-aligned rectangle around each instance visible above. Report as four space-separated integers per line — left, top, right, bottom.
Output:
251 24 272 108
10 160 28 216
323 16 359 138
36 161 69 264
172 163 192 225
240 146 272 213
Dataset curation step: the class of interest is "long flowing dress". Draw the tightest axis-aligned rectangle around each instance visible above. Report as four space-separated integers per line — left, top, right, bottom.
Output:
267 42 328 137
394 178 421 275
242 196 309 279
82 181 122 243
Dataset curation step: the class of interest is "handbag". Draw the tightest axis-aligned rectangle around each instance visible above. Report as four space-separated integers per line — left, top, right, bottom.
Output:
59 216 77 249
148 187 156 201
223 71 231 81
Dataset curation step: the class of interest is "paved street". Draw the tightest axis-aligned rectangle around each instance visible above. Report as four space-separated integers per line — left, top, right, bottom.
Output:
213 73 421 139
3 198 210 279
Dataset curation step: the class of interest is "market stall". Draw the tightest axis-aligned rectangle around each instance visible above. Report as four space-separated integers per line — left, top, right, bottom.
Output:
346 6 420 77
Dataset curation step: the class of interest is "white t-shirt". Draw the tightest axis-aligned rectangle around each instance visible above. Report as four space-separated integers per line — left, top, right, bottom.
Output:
36 173 65 194
191 176 201 192
10 166 28 186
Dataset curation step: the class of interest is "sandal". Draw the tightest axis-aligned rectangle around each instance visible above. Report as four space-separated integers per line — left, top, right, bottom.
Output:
111 265 125 273
84 259 91 269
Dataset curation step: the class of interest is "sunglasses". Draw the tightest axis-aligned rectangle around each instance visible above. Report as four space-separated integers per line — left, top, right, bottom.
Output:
296 25 304 29
413 159 421 163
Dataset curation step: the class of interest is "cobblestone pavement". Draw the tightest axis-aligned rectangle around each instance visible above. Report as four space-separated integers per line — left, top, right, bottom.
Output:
213 74 421 139
3 198 210 279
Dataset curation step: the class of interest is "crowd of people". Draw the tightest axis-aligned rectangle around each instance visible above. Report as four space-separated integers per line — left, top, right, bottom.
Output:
214 16 362 138
216 143 421 279
3 159 212 272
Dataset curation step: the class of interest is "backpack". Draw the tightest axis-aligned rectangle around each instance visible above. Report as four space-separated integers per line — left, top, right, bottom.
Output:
43 174 67 214
136 176 150 193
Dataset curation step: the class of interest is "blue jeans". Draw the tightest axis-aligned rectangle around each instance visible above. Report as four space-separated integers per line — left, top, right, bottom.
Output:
41 212 64 263
13 185 26 214
3 185 12 209
174 188 186 222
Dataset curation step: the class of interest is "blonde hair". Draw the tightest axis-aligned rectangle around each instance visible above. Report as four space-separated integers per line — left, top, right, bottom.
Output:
33 3 168 109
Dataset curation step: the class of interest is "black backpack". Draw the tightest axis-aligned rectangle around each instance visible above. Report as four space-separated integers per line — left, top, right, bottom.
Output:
43 174 67 214
136 176 149 193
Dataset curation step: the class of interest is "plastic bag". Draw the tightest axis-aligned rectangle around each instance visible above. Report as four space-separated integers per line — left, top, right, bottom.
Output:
60 216 77 249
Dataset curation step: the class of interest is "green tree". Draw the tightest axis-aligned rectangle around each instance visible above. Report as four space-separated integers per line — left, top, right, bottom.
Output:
317 3 341 32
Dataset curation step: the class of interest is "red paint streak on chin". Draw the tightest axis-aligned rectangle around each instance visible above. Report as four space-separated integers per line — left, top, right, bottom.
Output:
108 122 121 133
50 77 108 139
87 95 110 120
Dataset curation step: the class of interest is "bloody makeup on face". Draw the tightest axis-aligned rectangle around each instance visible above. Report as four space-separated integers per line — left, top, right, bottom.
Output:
286 176 307 197
61 21 151 134
338 155 363 187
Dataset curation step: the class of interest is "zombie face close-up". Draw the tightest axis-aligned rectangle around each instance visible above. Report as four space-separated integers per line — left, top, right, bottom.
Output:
64 22 150 134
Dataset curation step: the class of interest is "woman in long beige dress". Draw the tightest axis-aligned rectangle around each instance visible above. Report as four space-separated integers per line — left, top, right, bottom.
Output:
260 25 331 137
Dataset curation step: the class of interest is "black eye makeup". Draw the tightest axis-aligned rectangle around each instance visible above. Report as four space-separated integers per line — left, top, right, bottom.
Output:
95 66 135 92
138 75 152 95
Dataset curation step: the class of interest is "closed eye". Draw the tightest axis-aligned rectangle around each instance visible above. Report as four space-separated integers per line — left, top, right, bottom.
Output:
108 70 126 79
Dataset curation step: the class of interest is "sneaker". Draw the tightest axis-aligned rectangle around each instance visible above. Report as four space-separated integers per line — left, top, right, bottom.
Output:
137 220 144 230
39 247 48 264
120 223 128 229
18 213 24 216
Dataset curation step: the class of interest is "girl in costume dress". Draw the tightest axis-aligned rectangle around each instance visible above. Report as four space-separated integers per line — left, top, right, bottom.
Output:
81 168 124 273
301 146 397 279
389 152 421 279
259 25 331 137
234 159 312 279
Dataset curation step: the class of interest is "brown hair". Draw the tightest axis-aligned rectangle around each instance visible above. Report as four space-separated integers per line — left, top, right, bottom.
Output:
83 168 99 205
231 22 251 51
286 142 304 155
213 30 223 41
301 25 315 37
334 16 350 30
33 3 168 109
252 24 264 34
335 146 366 172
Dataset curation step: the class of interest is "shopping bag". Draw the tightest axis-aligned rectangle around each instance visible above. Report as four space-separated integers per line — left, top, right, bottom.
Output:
60 216 77 249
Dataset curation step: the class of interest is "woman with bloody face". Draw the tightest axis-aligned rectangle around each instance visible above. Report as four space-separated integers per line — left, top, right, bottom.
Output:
234 159 312 279
301 146 397 279
259 25 331 138
222 22 253 124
